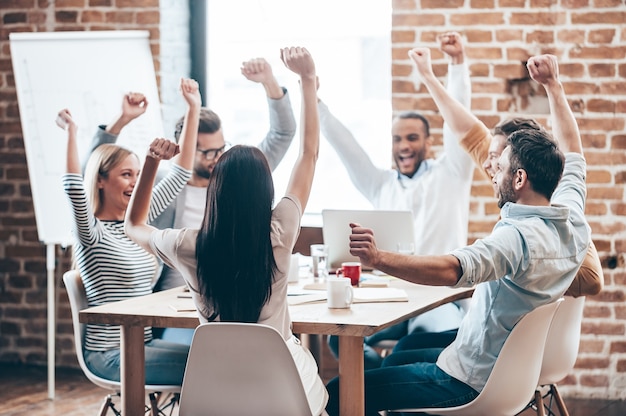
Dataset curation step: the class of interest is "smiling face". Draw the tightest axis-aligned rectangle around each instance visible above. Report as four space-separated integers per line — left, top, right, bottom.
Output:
96 153 140 218
483 134 508 195
391 117 431 178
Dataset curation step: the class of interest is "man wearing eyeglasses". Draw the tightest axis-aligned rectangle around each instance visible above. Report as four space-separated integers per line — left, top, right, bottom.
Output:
87 58 296 298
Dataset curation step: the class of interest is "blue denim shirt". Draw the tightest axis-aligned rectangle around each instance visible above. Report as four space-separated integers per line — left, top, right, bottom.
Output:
437 153 590 392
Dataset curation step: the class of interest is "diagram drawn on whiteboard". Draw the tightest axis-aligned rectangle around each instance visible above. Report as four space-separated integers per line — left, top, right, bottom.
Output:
10 31 165 246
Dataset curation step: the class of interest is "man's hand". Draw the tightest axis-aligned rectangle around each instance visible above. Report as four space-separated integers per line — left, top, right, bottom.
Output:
122 92 148 122
348 223 380 269
241 57 275 85
241 57 284 99
438 31 465 65
179 78 202 109
408 47 435 81
527 54 560 88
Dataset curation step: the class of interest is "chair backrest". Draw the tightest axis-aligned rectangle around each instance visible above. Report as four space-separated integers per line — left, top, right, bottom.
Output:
64 270 181 394
538 296 585 386
63 270 121 391
392 299 563 416
178 322 313 416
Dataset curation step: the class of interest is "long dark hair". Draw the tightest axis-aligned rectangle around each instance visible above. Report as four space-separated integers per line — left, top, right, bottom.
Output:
195 145 277 322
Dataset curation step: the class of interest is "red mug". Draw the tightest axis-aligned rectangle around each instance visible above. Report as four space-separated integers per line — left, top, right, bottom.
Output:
336 262 361 286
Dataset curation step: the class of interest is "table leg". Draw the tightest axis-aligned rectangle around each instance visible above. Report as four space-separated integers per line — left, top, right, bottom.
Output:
338 335 364 416
121 325 146 416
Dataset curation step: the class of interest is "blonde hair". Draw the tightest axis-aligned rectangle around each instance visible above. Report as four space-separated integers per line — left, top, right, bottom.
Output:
83 144 137 215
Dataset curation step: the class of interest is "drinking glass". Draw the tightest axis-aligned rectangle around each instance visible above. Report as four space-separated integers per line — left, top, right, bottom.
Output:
310 244 329 280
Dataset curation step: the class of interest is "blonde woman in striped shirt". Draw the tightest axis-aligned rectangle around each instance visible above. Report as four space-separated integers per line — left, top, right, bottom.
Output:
57 78 200 384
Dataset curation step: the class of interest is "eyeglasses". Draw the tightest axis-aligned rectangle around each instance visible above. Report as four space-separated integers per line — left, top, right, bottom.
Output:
196 142 231 160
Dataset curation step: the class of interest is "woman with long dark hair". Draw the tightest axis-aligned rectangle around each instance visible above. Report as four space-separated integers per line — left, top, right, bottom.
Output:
125 47 327 414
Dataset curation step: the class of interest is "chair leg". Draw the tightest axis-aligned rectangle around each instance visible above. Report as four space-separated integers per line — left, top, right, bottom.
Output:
550 385 569 416
149 392 160 416
535 389 545 416
98 395 111 416
99 394 121 416
147 392 179 416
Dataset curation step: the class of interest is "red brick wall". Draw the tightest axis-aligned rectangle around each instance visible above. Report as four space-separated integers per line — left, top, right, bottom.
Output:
391 0 626 398
0 0 161 368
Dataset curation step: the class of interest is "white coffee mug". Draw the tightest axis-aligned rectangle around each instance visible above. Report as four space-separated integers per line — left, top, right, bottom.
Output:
327 277 354 309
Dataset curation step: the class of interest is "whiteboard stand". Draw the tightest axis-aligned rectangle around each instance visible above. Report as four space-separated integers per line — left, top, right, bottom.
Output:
46 243 56 399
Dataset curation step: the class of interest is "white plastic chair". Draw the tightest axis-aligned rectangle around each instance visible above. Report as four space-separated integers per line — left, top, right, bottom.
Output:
179 322 321 416
63 270 180 416
525 296 586 416
388 299 563 416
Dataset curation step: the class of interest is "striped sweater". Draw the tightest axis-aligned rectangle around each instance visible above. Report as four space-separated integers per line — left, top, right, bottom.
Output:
62 164 191 352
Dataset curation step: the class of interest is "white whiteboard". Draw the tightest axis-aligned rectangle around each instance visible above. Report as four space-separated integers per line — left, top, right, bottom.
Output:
10 31 164 245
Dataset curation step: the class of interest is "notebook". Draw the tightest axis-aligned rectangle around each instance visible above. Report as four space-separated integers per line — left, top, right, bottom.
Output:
287 287 409 305
322 209 415 271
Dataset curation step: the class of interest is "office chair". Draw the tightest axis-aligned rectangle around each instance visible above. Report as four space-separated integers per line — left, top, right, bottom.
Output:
388 299 563 416
179 322 326 416
523 296 586 416
63 270 180 416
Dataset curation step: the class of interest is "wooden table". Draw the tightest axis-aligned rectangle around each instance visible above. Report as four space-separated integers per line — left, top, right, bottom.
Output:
79 279 473 416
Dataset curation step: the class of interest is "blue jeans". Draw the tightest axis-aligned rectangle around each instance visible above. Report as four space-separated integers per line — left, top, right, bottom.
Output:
326 333 387 370
392 329 458 354
84 338 189 385
325 348 478 416
327 303 464 370
159 327 195 345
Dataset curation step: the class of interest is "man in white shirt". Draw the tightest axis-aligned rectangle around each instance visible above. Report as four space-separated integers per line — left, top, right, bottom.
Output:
320 32 474 368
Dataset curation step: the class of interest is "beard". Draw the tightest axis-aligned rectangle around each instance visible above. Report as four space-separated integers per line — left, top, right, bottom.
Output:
194 165 212 180
497 177 516 208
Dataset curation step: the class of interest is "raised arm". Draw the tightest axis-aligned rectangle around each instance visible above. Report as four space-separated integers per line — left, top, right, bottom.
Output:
439 32 465 65
57 109 80 174
527 54 583 155
242 57 297 170
171 78 201 171
104 92 148 135
82 92 148 169
409 47 480 141
437 31 474 177
281 47 318 212
241 57 284 99
125 139 180 251
529 55 602 296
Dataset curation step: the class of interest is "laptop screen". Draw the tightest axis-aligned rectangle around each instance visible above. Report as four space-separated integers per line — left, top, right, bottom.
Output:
321 209 415 271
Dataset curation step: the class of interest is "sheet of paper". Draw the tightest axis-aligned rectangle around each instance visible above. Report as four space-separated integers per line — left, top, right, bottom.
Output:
287 293 327 305
353 288 408 303
287 288 409 305
169 298 197 312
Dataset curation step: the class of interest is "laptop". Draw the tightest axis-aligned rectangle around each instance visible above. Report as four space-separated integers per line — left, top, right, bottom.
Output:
322 209 415 271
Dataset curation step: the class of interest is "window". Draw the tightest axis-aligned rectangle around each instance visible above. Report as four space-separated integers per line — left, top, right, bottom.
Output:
207 0 391 224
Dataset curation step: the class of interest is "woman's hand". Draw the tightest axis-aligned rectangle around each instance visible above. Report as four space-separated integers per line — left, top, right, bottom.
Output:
280 46 316 80
147 138 179 161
